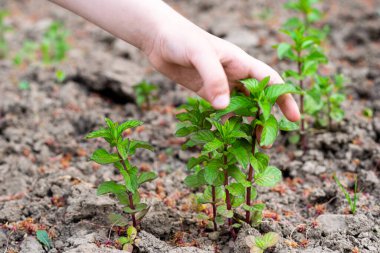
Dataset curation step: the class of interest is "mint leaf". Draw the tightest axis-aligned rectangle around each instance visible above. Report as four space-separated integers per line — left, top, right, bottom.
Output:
255 166 282 187
260 115 278 147
91 149 120 164
97 181 126 195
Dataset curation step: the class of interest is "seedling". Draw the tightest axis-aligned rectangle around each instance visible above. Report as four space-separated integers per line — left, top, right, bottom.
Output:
13 40 38 66
55 69 66 83
362 107 373 119
245 232 280 253
177 77 299 236
276 0 346 149
0 10 11 59
133 80 157 109
305 74 345 129
40 21 70 64
117 226 137 252
333 174 359 214
86 118 157 228
36 230 52 251
18 81 30 90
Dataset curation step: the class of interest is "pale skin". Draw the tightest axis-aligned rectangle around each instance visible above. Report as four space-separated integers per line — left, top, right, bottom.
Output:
50 0 300 123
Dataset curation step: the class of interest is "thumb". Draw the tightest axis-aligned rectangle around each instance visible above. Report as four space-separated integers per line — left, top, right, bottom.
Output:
190 50 230 109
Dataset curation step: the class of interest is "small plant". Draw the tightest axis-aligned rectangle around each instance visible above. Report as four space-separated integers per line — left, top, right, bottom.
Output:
0 10 11 59
55 69 66 83
36 230 52 251
362 107 373 119
133 80 157 109
117 226 137 252
13 21 69 66
86 118 157 228
177 77 299 236
18 80 30 90
276 0 345 148
40 21 70 64
245 232 280 253
333 174 359 214
305 74 345 129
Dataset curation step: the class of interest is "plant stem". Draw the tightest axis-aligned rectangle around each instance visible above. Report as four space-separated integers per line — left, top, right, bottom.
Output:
211 185 218 231
297 51 306 151
223 145 236 238
117 151 137 228
208 153 218 231
128 192 137 227
327 95 332 130
245 110 260 224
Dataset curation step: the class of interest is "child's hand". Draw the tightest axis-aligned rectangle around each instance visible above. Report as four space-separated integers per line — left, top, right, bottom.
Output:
145 21 300 121
51 0 300 122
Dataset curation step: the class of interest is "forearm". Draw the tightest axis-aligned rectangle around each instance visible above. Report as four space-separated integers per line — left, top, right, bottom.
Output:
50 0 189 54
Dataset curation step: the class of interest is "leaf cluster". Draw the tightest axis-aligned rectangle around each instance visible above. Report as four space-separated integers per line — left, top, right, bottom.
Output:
133 80 157 109
245 232 280 253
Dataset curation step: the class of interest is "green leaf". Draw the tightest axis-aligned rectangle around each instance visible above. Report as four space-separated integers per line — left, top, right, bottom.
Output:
217 205 233 218
214 96 256 119
242 203 264 212
129 140 154 153
184 171 206 188
260 232 280 249
108 213 129 227
124 203 148 214
278 117 299 131
203 138 223 152
229 144 250 169
258 98 271 121
117 140 128 160
204 161 222 185
240 78 260 94
85 128 111 139
175 125 198 137
97 181 126 195
191 130 214 144
127 226 137 240
255 166 282 187
187 156 208 169
36 230 52 249
264 84 298 104
137 172 157 185
117 120 143 135
260 115 278 147
226 183 245 196
228 165 250 187
277 43 292 59
301 61 318 76
91 149 120 164
118 236 130 245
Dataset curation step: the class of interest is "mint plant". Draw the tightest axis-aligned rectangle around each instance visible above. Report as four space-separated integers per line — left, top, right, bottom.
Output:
36 230 53 251
177 77 299 236
86 118 157 228
40 21 69 64
117 226 137 251
276 0 345 148
133 80 157 110
245 232 280 253
333 174 359 214
306 74 345 129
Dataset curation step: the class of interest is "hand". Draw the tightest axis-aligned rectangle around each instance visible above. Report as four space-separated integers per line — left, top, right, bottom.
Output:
144 20 300 122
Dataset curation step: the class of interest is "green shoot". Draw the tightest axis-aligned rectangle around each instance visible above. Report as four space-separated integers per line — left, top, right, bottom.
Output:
117 226 137 251
0 10 11 59
333 174 359 214
133 80 157 110
245 232 280 253
86 118 157 228
36 230 52 251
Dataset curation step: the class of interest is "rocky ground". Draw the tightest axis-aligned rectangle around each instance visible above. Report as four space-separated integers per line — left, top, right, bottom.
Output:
0 0 379 252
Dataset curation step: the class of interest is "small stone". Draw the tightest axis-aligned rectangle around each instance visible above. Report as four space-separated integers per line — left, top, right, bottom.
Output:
302 161 326 175
20 236 45 253
208 231 220 241
316 214 348 234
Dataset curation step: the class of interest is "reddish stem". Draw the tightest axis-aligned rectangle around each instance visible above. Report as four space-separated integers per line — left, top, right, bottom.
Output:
223 147 236 238
211 185 218 231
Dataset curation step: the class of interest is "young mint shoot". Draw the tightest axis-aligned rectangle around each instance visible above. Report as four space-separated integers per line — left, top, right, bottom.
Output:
133 80 157 110
86 118 157 229
333 174 359 214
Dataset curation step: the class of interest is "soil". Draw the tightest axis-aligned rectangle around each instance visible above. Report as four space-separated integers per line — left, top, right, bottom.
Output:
1 0 380 252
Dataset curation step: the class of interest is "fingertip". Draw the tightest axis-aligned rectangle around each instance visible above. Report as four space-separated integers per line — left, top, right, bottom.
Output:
277 94 301 122
212 93 230 109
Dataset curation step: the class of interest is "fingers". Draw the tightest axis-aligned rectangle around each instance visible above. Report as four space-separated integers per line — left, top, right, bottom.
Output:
249 58 301 122
191 50 230 109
